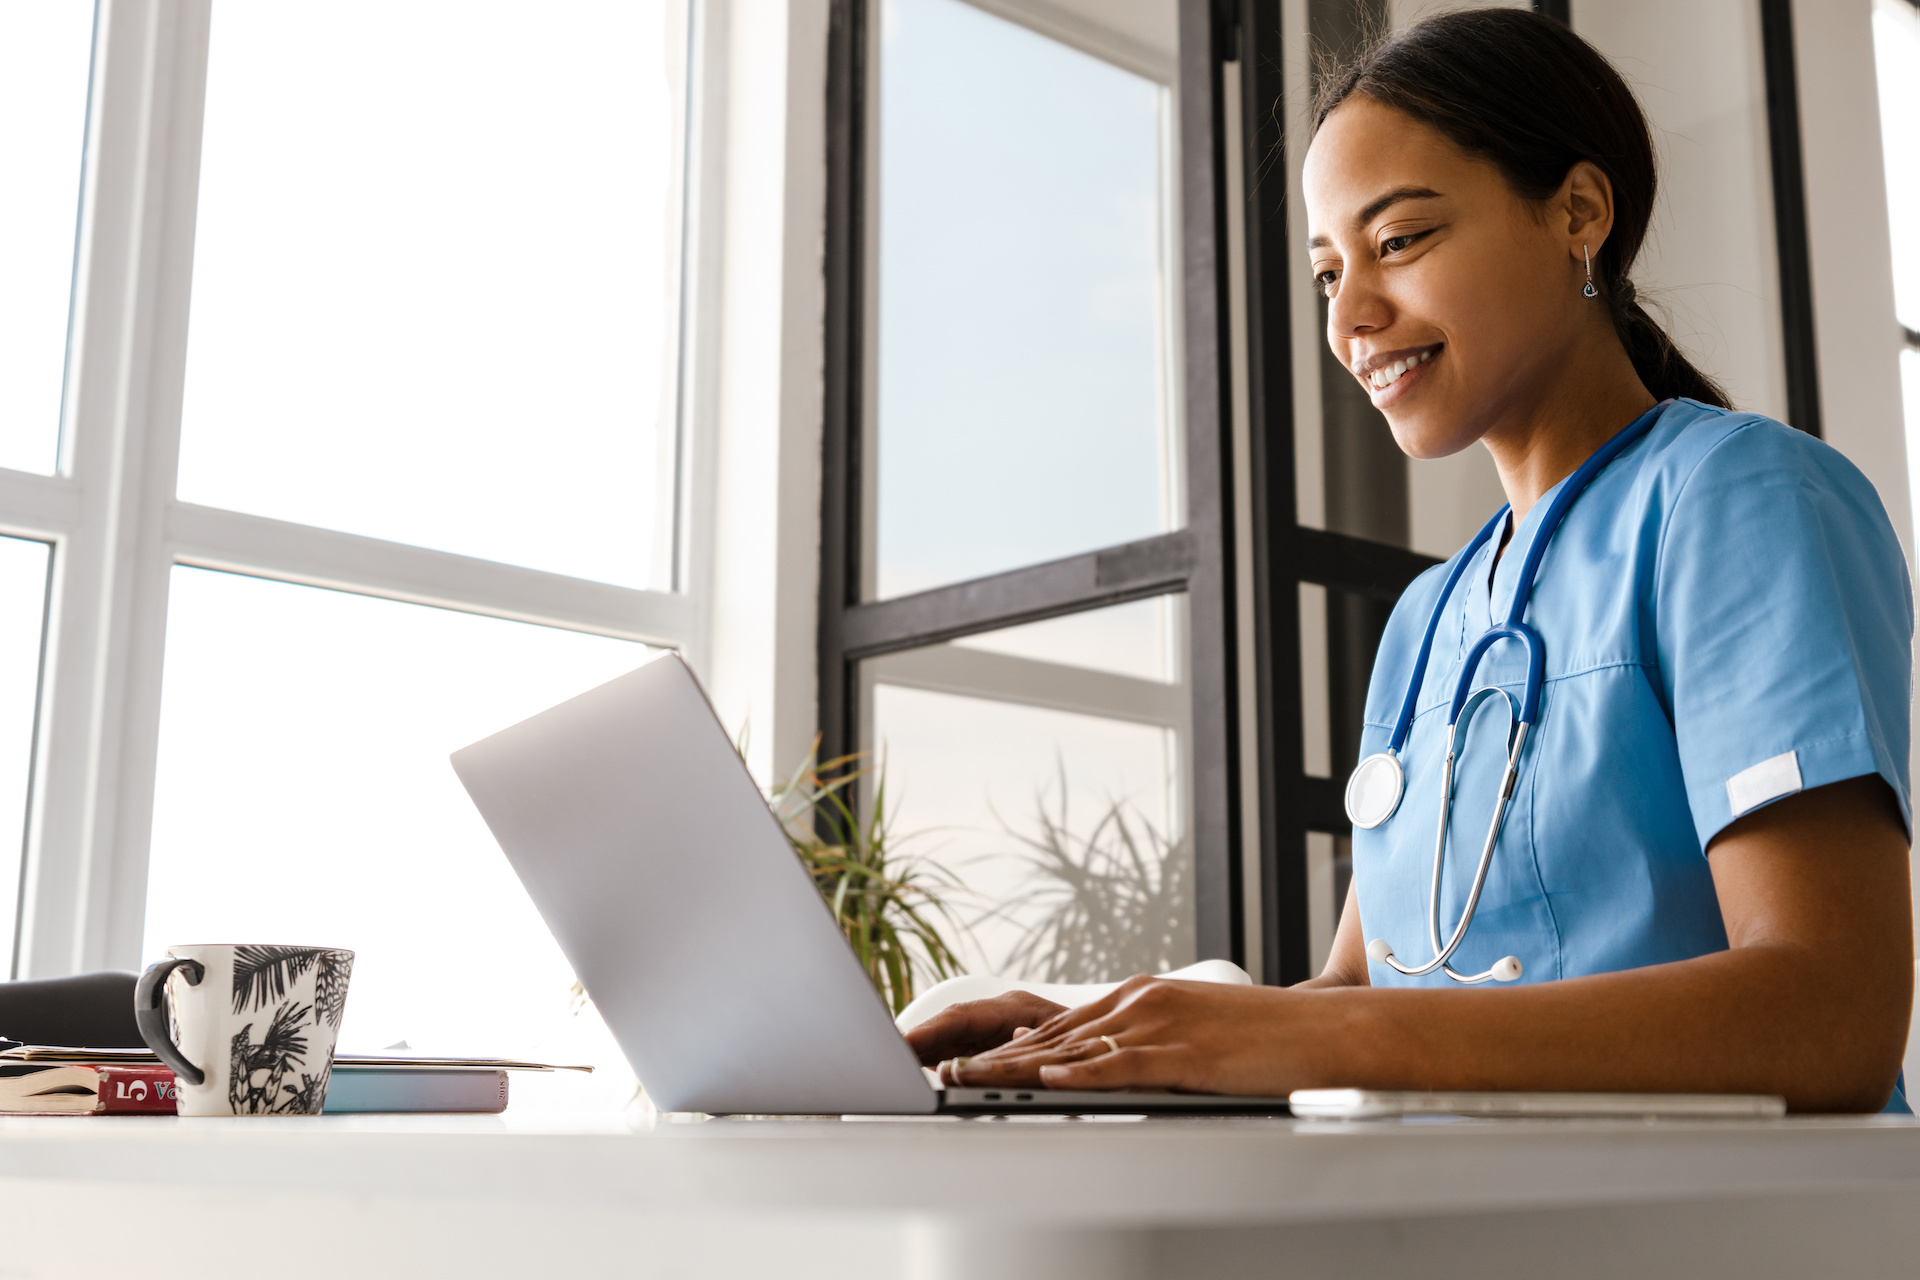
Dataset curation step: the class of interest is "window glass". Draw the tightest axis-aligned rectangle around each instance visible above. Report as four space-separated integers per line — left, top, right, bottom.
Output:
871 0 1181 599
176 2 685 589
0 538 49 972
143 569 654 1110
0 3 92 475
861 595 1191 981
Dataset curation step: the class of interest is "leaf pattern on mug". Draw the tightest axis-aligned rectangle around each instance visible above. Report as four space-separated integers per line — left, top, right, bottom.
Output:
227 1000 312 1114
230 945 323 1014
313 950 353 1028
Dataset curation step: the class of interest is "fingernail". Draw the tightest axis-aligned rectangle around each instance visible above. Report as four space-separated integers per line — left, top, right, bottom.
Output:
1039 1065 1066 1083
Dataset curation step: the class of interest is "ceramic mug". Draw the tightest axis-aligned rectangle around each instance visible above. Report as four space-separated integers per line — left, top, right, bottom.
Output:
135 944 354 1116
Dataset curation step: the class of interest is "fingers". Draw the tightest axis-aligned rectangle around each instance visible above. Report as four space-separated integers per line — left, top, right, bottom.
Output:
1038 1046 1183 1092
903 1000 1017 1064
939 1027 1118 1087
903 993 1071 1066
935 979 1196 1091
939 1039 1101 1087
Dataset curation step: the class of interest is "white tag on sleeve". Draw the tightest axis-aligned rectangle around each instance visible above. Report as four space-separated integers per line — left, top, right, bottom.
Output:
1726 750 1803 818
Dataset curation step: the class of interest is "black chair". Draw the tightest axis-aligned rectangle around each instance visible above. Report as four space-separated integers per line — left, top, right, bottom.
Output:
0 971 143 1047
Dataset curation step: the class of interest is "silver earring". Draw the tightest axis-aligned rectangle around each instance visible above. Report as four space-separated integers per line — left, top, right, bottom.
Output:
1582 244 1598 298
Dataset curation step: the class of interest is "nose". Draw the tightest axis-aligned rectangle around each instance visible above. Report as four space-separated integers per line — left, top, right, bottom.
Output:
1327 264 1389 348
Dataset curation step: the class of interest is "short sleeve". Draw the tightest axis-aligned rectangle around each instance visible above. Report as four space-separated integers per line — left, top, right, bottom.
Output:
1655 420 1913 847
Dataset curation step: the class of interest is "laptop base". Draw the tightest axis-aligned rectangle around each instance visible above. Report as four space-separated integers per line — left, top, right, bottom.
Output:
938 1086 1290 1116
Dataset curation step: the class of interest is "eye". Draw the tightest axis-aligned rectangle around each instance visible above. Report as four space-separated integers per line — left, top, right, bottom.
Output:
1383 233 1418 254
1315 269 1339 297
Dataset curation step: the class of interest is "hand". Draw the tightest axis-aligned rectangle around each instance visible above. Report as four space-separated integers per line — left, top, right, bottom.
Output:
903 990 1069 1067
938 976 1307 1095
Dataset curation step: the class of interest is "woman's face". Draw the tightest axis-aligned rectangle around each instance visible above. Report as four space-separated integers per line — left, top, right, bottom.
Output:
1302 95 1591 459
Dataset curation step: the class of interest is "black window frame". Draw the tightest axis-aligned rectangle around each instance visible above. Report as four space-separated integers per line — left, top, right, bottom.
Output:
819 0 1247 965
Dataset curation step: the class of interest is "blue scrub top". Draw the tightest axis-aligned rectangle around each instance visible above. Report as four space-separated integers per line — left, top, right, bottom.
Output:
1352 399 1913 1108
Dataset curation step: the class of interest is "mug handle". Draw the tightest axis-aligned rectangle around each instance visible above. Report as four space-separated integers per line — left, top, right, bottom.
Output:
135 958 206 1086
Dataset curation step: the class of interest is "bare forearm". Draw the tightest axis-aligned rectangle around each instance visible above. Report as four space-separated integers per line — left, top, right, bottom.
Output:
1308 943 1910 1112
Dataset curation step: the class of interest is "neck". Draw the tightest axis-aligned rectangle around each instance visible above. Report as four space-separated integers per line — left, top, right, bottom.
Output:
1479 336 1657 523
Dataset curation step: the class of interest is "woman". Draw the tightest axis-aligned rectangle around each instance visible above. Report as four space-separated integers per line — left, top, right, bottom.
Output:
906 9 1914 1112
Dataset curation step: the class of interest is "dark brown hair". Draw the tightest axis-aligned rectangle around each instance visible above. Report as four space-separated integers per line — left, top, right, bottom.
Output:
1313 8 1731 408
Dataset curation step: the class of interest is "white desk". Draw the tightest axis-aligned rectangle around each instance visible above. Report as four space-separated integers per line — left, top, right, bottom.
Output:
3 1111 1918 1279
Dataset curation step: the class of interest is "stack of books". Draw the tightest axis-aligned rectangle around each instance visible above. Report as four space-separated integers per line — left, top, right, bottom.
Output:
0 1045 591 1115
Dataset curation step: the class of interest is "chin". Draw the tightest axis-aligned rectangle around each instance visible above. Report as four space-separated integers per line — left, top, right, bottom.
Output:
1384 411 1476 462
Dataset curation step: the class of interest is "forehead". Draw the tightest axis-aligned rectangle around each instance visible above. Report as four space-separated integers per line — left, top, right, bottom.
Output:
1302 96 1486 238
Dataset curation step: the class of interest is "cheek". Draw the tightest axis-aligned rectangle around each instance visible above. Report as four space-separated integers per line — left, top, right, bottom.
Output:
1427 249 1555 385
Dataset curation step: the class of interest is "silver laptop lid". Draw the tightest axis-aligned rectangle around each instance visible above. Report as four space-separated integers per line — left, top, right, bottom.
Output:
451 654 936 1114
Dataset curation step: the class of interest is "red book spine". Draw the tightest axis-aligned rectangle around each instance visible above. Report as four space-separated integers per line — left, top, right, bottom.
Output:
94 1065 178 1114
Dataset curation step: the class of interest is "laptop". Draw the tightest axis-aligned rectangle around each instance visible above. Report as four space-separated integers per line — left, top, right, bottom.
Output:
450 654 1290 1116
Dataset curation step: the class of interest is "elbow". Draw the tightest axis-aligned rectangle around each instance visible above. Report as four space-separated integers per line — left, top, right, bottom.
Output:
1783 993 1912 1115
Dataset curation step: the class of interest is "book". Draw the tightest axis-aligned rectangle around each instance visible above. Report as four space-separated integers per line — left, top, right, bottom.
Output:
321 1067 510 1114
0 1045 591 1072
0 1047 585 1114
0 1063 178 1114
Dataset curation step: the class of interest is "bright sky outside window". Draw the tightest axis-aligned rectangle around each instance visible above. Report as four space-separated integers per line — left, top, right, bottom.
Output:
0 538 49 972
0 3 92 475
176 2 684 590
873 0 1179 600
142 570 654 1110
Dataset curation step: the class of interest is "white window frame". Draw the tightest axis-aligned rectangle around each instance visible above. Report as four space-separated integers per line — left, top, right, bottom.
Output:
7 0 722 978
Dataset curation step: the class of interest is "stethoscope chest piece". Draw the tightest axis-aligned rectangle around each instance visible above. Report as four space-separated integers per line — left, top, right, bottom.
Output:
1345 751 1404 829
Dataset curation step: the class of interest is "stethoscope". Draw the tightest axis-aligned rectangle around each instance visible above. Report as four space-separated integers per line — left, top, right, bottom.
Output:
1343 403 1667 985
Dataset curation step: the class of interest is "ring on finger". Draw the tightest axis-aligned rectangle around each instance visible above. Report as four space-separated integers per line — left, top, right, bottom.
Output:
1099 1034 1120 1056
950 1056 971 1083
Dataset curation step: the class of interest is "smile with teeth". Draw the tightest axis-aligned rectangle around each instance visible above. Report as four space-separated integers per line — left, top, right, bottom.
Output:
1366 348 1437 390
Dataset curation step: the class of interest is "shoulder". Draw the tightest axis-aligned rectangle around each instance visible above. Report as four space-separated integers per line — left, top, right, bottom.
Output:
1645 399 1910 635
1625 401 1901 573
1641 399 1888 514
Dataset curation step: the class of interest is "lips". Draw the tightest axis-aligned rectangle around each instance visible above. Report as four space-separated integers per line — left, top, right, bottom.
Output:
1354 344 1442 391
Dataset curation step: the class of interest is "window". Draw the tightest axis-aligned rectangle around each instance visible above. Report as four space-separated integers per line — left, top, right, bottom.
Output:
870 0 1182 600
0 2 706 1108
1874 0 1920 535
821 0 1241 981
865 596 1191 977
0 3 90 475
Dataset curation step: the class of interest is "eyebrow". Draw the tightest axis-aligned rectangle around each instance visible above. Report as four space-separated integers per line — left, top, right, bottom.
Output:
1305 185 1445 250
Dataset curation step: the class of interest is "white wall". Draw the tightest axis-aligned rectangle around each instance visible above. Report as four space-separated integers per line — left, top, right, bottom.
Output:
1578 1 1789 424
1794 0 1912 557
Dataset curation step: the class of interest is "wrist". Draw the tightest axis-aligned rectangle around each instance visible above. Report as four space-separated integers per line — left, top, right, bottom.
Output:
1295 988 1392 1089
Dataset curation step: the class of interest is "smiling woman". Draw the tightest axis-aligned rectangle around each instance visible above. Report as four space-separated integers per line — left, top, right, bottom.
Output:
905 8 1916 1115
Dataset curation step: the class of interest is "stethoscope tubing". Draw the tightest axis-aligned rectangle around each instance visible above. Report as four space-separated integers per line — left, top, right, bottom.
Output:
1360 401 1672 985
